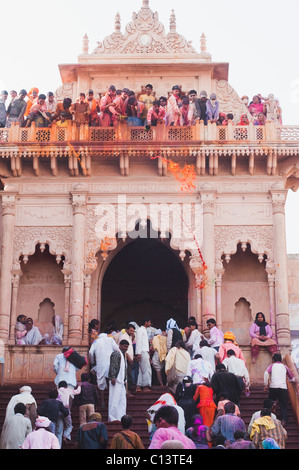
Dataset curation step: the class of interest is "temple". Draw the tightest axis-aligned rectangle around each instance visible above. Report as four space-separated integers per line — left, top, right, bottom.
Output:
1 0 299 385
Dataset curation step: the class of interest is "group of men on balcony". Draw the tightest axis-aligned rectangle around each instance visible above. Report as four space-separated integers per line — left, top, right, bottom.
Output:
0 85 282 131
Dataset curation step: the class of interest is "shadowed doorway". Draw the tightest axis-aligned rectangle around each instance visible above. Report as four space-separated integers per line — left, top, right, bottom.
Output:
101 235 189 331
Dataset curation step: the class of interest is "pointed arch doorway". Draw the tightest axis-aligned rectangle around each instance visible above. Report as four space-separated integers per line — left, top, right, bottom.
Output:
100 228 189 332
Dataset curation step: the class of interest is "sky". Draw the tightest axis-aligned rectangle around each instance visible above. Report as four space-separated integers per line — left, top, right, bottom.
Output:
1 0 299 252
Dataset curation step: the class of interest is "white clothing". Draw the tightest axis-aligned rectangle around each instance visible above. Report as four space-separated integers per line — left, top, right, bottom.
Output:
264 362 295 390
22 428 60 449
0 413 32 449
108 350 127 422
187 357 213 384
57 386 81 407
53 353 78 388
186 329 203 353
207 326 224 349
118 331 134 361
136 326 149 355
4 388 37 422
137 351 152 387
223 356 250 387
89 333 119 390
193 346 217 372
24 326 43 345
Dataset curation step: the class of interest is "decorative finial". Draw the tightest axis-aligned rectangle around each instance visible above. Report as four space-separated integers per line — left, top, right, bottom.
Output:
200 33 207 53
170 10 176 33
115 12 121 32
142 0 149 8
82 34 89 54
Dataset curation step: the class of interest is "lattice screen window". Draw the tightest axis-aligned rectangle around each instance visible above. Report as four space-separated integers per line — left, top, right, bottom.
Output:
57 128 66 142
255 127 264 141
130 129 154 141
167 128 193 141
0 129 9 143
35 129 51 142
90 129 116 142
234 127 249 141
278 127 299 141
218 127 227 141
20 129 29 142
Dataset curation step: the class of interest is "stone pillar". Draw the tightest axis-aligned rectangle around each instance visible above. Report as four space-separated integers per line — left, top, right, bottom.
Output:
215 269 225 331
62 271 71 344
0 193 17 341
9 270 23 344
266 268 277 338
271 191 292 353
82 273 92 345
201 193 216 331
69 193 87 345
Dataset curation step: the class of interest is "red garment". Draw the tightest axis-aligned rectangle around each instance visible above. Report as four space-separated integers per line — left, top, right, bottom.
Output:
193 385 217 427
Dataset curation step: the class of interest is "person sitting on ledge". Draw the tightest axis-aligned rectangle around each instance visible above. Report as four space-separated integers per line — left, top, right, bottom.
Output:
24 317 45 345
250 312 277 363
15 314 28 345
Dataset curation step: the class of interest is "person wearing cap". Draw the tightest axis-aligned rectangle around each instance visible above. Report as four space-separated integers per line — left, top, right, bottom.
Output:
109 88 129 126
195 90 208 125
218 331 246 363
75 412 108 449
22 416 60 449
139 84 156 125
6 89 27 127
206 93 220 123
99 85 116 127
85 89 100 126
0 90 8 127
167 85 181 126
1 385 37 432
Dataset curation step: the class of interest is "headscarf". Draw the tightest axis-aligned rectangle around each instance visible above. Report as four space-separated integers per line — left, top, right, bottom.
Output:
223 331 236 342
5 386 37 420
254 312 269 337
190 414 207 441
262 438 280 449
35 416 51 428
166 318 179 331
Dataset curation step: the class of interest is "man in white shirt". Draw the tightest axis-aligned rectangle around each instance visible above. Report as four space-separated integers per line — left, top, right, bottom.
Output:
222 349 250 394
264 353 295 426
206 318 224 351
118 323 136 396
193 339 217 372
135 318 152 392
186 354 213 385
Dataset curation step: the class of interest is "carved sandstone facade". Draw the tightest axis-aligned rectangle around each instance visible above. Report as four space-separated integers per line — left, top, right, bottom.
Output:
0 0 298 383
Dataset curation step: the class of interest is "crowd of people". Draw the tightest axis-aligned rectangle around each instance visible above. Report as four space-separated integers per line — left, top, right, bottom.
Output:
0 85 282 131
0 311 295 450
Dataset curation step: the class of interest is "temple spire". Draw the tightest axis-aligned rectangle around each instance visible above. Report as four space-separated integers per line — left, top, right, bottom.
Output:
142 0 149 7
115 12 121 32
82 33 89 54
169 10 176 33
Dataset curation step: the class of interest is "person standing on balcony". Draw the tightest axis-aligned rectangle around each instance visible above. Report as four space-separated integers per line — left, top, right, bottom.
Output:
147 100 166 127
99 85 116 127
195 90 208 125
206 93 220 123
248 94 266 119
179 96 194 126
0 90 8 127
139 84 156 125
71 93 90 126
6 89 27 127
24 87 39 121
25 94 52 128
52 98 73 127
109 88 129 126
167 85 181 126
85 89 99 126
45 91 56 116
206 318 224 352
135 318 152 392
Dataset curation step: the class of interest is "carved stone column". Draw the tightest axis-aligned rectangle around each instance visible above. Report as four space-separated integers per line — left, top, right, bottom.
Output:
266 268 277 338
69 193 87 345
0 193 17 341
62 271 71 344
9 270 23 344
82 273 92 346
215 269 225 331
189 256 203 329
201 193 216 331
271 191 291 353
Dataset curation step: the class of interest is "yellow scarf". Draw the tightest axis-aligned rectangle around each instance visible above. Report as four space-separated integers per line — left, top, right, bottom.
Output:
250 416 276 439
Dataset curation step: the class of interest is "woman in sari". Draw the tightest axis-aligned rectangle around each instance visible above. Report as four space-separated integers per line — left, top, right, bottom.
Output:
165 340 190 394
250 312 277 363
193 380 217 428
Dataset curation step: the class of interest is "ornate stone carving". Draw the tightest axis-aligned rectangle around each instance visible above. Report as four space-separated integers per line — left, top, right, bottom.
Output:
214 225 274 270
272 201 286 214
13 227 72 270
216 80 250 123
93 2 198 56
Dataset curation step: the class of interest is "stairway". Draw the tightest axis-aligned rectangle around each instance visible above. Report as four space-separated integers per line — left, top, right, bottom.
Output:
1 383 299 449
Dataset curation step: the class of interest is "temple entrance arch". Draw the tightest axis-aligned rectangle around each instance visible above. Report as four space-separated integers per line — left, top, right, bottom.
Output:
100 221 189 331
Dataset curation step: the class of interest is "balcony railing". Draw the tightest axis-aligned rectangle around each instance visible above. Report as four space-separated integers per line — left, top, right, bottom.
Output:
0 121 297 145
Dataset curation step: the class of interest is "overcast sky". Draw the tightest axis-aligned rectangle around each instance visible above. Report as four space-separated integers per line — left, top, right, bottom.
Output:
1 0 299 252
